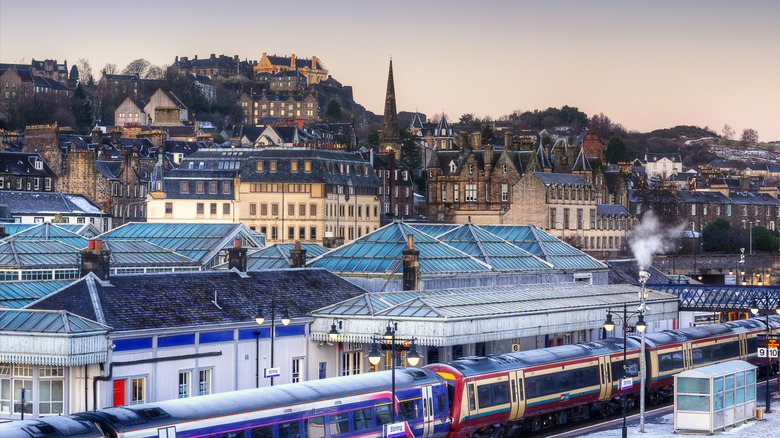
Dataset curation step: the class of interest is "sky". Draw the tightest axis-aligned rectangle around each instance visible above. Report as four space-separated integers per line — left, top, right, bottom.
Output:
1 0 779 141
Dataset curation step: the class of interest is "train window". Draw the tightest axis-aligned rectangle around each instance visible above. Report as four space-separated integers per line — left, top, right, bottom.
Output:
612 359 639 380
525 378 539 399
659 354 673 372
692 348 708 366
477 382 510 408
558 372 573 392
376 405 393 427
468 384 476 410
541 376 556 395
748 339 757 354
438 395 446 414
251 426 273 438
398 400 417 421
278 421 300 438
584 367 599 387
517 379 524 401
328 413 349 436
672 352 684 369
305 416 325 438
222 432 244 438
511 380 517 403
352 408 372 431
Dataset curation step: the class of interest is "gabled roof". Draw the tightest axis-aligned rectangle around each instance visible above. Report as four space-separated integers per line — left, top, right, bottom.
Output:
571 147 592 172
101 240 200 268
213 243 328 271
645 153 682 163
97 222 263 267
1 223 89 248
533 172 590 187
308 222 492 275
0 152 56 178
0 240 80 269
0 309 109 333
29 269 366 331
606 259 670 285
0 192 106 216
0 280 72 309
437 223 554 271
596 204 632 217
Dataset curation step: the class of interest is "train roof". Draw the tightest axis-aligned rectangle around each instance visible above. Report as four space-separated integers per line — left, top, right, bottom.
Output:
640 318 766 348
0 416 103 438
74 368 441 432
443 337 641 376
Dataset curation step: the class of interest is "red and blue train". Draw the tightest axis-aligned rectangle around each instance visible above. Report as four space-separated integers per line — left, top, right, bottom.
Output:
3 316 778 438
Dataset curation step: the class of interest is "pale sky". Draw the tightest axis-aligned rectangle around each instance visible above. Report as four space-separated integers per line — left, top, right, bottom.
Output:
1 0 779 141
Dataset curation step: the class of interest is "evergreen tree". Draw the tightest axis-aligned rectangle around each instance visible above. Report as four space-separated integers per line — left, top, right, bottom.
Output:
400 129 421 176
68 65 79 88
606 137 630 163
326 99 342 121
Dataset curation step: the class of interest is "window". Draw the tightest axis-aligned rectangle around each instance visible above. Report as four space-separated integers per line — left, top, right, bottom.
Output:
256 161 264 171
329 413 350 436
250 204 257 216
465 184 477 202
270 161 277 172
288 203 295 216
563 208 570 229
290 161 298 172
272 204 279 216
691 204 696 216
305 417 325 438
197 203 204 215
577 209 583 229
251 426 273 438
178 371 191 398
468 164 474 174
38 366 64 414
199 369 211 395
278 421 300 438
550 208 557 228
442 185 447 202
198 162 204 169
131 377 145 404
477 382 510 408
196 181 205 194
304 161 311 172
501 184 508 202
590 209 596 229
310 227 317 240
210 203 217 215
261 204 268 215
727 205 732 216
342 351 361 376
222 181 230 194
299 227 305 240
165 203 173 215
223 203 230 215
353 408 373 431
209 181 217 194
271 226 278 240
288 227 294 240
292 358 303 383
310 204 317 216
299 204 306 216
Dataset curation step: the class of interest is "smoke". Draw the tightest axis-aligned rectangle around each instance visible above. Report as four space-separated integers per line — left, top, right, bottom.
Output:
628 211 684 268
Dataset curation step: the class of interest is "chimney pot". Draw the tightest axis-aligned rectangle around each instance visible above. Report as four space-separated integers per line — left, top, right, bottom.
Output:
94 240 103 250
88 240 96 250
234 238 241 248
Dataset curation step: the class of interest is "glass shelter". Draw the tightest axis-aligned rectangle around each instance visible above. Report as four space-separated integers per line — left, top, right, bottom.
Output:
674 360 757 434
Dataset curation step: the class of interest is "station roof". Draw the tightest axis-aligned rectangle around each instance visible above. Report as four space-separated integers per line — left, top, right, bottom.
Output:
102 240 200 268
0 280 72 308
97 222 263 267
0 240 80 268
214 243 329 270
0 309 109 333
1 222 99 237
311 282 678 346
2 222 89 248
308 222 491 275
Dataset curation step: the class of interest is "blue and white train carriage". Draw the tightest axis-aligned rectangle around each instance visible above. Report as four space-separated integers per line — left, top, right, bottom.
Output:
67 368 449 438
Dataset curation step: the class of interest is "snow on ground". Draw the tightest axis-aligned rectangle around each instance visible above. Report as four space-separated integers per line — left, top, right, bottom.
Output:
588 407 780 437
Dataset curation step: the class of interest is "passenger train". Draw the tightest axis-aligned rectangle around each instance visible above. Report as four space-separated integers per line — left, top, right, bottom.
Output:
3 316 778 438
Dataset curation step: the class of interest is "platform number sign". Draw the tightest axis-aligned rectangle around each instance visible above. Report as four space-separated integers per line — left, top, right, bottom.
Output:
758 339 779 358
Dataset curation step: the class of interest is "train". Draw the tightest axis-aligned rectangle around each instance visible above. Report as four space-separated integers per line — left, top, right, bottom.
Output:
3 316 778 438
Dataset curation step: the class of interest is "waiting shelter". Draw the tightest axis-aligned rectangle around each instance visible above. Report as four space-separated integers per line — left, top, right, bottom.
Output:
674 360 757 434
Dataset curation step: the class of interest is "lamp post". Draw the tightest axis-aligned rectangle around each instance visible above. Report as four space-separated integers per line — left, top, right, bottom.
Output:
750 292 779 414
367 322 421 423
254 300 290 387
604 303 647 438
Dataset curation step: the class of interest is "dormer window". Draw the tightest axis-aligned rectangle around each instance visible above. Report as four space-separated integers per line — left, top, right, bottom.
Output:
449 161 457 173
198 162 204 169
291 161 298 172
34 160 43 170
469 164 474 174
189 162 194 169
502 164 507 174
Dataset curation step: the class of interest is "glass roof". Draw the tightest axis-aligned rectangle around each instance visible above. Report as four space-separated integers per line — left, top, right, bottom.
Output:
102 240 200 267
214 243 330 271
481 225 606 269
437 224 553 271
98 222 263 265
2 223 88 249
309 222 491 274
0 309 109 333
0 280 72 308
0 240 81 268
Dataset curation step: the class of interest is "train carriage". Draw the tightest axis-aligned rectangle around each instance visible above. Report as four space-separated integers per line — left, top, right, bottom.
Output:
70 368 450 438
0 415 106 438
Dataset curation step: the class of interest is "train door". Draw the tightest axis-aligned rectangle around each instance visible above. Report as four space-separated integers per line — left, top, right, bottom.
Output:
738 333 748 359
420 385 435 438
682 343 693 369
508 370 526 421
158 426 176 438
598 355 612 400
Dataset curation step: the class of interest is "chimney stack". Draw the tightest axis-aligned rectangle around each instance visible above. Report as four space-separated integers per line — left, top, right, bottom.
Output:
484 143 493 173
471 132 482 149
80 240 110 281
402 234 420 291
228 238 247 272
504 131 514 150
459 131 469 154
289 241 306 268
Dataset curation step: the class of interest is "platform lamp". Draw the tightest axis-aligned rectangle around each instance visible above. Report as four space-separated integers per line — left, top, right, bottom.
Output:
604 304 647 438
750 293 778 414
254 300 290 387
367 322 421 423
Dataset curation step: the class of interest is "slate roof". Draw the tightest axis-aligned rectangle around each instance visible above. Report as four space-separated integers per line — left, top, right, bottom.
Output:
0 152 56 178
596 204 632 217
0 309 110 333
0 192 107 216
97 222 263 267
646 153 682 163
606 259 670 285
533 172 590 187
29 269 368 331
728 191 780 206
0 280 72 309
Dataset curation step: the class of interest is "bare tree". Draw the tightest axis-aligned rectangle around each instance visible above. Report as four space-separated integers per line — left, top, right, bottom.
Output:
721 124 735 140
741 128 759 144
145 65 165 80
76 58 93 84
102 63 118 75
122 58 150 77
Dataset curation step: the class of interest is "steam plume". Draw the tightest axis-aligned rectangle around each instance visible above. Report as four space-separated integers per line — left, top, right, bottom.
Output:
628 211 684 268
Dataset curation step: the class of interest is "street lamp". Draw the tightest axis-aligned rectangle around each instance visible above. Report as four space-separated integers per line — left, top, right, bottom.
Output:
604 303 647 438
254 300 290 387
750 292 778 413
328 318 343 342
367 321 421 423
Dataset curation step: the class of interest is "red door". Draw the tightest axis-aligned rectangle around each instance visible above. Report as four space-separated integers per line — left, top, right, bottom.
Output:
113 380 126 407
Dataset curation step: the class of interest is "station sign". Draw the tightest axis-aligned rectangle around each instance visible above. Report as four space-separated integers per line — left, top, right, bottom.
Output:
758 338 779 358
264 367 280 378
384 422 405 438
620 377 633 390
624 326 635 333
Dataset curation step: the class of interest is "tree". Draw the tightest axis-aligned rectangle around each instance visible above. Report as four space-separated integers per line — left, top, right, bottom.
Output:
481 122 495 145
366 130 380 147
721 124 735 140
68 65 79 88
76 58 93 85
606 136 630 164
102 63 118 75
123 58 150 77
752 226 779 252
325 99 341 121
741 128 759 144
702 217 739 253
145 65 165 80
400 129 422 178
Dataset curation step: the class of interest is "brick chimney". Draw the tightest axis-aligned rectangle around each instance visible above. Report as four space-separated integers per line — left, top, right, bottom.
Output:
459 131 469 154
402 234 420 291
289 241 306 268
484 143 493 174
0 225 7 239
228 238 247 272
471 132 482 149
290 53 296 69
504 131 514 150
80 240 110 281
91 127 102 145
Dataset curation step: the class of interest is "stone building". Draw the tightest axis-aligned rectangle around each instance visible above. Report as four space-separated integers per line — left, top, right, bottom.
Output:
254 53 328 85
365 151 415 220
378 60 401 159
144 89 188 124
238 93 319 124
170 54 256 78
0 151 56 192
114 97 147 126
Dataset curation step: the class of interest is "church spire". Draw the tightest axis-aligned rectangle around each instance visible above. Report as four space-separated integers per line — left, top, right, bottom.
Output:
379 59 401 159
